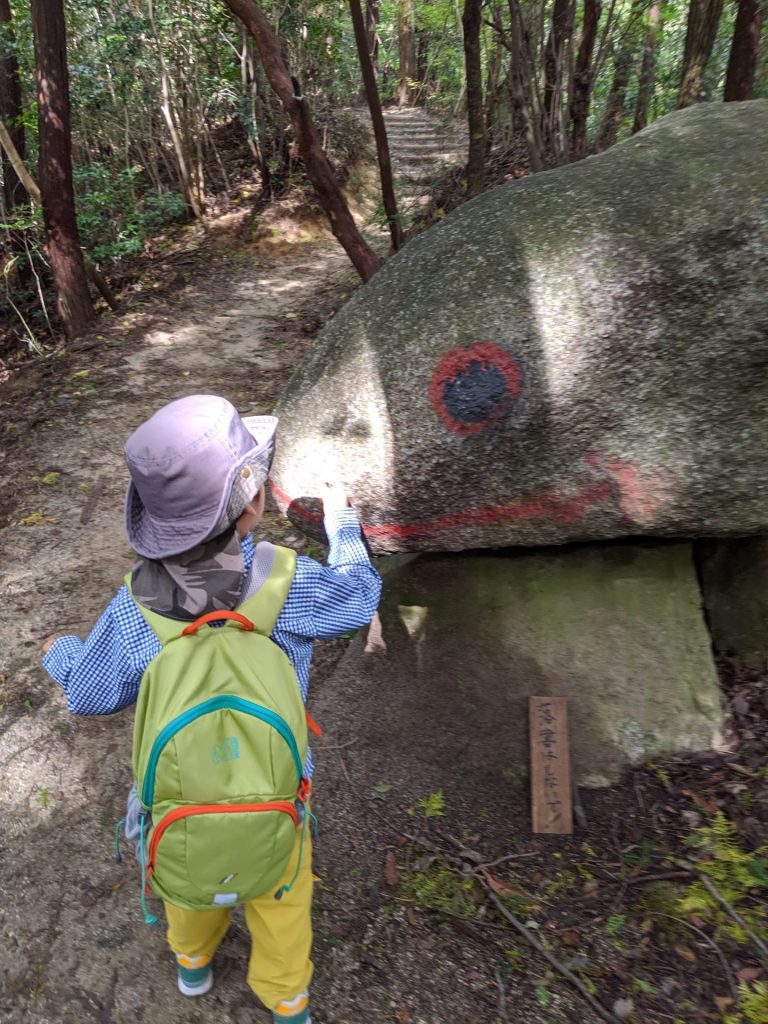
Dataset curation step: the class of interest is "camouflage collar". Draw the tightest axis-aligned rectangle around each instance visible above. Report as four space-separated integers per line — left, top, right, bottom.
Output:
130 526 244 622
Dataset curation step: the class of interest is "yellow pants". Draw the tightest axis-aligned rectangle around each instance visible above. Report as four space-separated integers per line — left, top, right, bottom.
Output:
164 829 314 1011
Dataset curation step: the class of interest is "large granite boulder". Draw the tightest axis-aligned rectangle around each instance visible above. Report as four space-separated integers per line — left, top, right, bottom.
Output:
271 101 768 554
323 542 724 788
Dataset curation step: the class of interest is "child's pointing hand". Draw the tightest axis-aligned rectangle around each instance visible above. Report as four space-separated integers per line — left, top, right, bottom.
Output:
322 480 350 512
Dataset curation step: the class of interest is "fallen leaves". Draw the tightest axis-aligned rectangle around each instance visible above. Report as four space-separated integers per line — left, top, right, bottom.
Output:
612 996 635 1018
12 509 59 526
384 851 400 888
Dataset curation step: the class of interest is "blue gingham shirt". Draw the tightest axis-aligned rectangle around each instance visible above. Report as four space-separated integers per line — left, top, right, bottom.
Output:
43 508 381 777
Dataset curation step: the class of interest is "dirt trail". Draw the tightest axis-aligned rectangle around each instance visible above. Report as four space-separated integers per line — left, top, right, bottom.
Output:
0 111 494 1024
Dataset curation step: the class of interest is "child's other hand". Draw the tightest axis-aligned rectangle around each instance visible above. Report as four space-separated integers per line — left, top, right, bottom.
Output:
322 480 350 512
41 633 61 654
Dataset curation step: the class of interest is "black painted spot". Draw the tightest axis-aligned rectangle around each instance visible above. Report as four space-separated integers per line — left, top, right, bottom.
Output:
442 360 509 424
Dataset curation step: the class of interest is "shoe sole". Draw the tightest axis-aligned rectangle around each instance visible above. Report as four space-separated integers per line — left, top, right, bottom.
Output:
177 972 213 997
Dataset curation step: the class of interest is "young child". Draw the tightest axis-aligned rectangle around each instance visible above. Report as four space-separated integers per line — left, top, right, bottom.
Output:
42 394 382 1024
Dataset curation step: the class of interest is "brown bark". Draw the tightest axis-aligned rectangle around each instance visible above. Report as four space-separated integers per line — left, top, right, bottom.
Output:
365 0 380 71
542 0 573 155
507 0 544 171
594 45 632 151
397 0 418 105
724 0 764 100
484 30 503 154
463 0 486 197
632 3 660 132
0 0 24 210
31 0 95 338
349 0 403 250
677 0 725 107
222 0 382 282
569 0 601 160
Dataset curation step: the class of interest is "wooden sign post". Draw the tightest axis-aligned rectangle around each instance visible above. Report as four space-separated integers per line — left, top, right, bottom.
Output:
530 696 573 834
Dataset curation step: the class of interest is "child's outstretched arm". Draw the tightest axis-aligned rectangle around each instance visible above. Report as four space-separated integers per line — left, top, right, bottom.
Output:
41 592 153 715
283 483 382 641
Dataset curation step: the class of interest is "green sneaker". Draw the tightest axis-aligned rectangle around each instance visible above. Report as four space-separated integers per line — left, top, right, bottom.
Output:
273 991 311 1023
175 954 213 997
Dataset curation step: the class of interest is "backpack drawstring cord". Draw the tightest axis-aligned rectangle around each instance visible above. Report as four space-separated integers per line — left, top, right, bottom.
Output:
139 812 160 928
274 805 309 901
114 817 126 863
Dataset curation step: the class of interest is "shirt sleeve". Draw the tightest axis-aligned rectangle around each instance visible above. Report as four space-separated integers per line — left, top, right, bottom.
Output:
41 586 156 715
279 507 382 641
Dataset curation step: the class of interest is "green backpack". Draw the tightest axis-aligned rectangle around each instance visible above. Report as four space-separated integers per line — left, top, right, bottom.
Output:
126 545 312 913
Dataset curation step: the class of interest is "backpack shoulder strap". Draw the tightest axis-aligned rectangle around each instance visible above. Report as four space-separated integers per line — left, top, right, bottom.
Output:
238 544 297 637
123 573 188 645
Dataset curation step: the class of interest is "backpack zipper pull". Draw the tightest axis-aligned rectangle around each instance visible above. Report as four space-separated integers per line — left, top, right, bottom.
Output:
114 817 126 863
139 810 160 928
275 807 308 901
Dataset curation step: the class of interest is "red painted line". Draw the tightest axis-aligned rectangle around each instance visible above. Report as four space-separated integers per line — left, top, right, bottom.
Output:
270 469 615 544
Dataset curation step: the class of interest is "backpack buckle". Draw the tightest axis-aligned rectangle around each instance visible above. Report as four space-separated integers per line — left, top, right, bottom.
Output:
297 778 311 803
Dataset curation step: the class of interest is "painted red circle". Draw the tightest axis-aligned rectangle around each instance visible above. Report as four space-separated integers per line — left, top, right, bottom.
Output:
429 341 523 435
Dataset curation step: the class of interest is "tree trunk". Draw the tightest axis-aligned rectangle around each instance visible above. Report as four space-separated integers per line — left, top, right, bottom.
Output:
484 28 503 154
349 0 403 250
569 0 601 160
593 46 632 151
507 0 544 172
462 0 486 197
366 0 380 72
677 0 725 107
632 3 660 132
0 0 33 289
222 0 382 282
0 0 25 211
542 0 573 156
31 0 95 338
723 0 763 100
397 0 418 106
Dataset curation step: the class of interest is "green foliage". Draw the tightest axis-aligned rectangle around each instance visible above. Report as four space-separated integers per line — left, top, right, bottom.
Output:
724 982 768 1024
535 984 552 1008
678 813 767 944
417 790 446 818
400 865 475 917
605 913 626 935
74 164 186 263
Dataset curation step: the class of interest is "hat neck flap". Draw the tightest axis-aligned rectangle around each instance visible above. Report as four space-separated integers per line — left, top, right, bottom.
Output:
130 526 244 621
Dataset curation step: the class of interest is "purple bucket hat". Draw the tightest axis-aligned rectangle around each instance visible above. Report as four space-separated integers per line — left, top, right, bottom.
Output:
124 395 277 558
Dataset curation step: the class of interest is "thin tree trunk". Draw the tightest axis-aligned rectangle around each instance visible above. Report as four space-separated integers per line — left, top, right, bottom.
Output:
484 28 503 154
366 0 380 72
148 0 204 219
30 0 95 338
632 2 660 132
724 0 763 100
508 0 544 171
593 46 632 151
677 0 725 107
542 0 573 156
0 118 119 311
222 0 382 282
569 0 601 160
397 0 418 105
0 0 32 288
0 119 41 203
349 0 403 251
0 0 25 211
463 0 486 197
